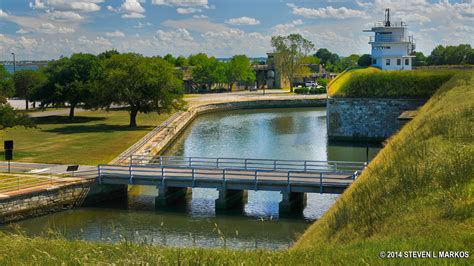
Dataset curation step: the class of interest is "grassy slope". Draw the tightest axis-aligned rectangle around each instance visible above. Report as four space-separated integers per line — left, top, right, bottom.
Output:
0 72 472 264
0 110 172 165
327 67 381 96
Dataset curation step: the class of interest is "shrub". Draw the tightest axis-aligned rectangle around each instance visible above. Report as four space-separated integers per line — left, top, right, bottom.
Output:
294 87 310 94
309 87 326 94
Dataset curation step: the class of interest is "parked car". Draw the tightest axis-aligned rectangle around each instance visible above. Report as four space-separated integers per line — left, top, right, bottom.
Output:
305 81 317 87
249 86 257 91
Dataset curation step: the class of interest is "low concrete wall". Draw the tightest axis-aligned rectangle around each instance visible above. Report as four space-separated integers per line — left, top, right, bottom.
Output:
0 179 92 223
327 98 427 141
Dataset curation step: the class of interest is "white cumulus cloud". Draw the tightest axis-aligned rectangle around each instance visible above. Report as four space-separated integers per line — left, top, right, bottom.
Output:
225 17 260 25
106 30 125 37
29 0 104 13
152 0 208 7
176 7 202 14
287 3 367 19
0 9 8 17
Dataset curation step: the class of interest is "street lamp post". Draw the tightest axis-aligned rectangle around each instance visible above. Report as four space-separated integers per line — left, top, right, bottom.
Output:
11 52 16 73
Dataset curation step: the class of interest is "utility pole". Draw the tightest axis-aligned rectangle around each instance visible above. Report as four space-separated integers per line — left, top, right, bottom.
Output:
11 52 16 73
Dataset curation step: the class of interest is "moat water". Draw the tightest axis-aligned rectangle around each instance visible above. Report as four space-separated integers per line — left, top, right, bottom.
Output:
5 107 381 249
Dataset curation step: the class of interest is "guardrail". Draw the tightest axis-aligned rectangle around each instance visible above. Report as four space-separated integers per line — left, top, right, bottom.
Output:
130 155 366 173
114 112 184 164
98 164 361 193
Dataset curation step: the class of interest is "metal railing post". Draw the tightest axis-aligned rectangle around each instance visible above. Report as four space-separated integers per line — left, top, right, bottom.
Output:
129 163 133 184
254 170 258 190
192 168 195 187
161 167 165 187
333 163 337 172
287 171 291 192
97 165 102 184
319 173 323 194
216 158 219 168
159 156 163 167
244 159 248 170
304 161 307 171
222 169 226 189
189 157 192 167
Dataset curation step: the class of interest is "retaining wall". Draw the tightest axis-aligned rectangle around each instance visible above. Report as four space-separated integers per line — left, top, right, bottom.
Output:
0 179 92 223
327 98 427 141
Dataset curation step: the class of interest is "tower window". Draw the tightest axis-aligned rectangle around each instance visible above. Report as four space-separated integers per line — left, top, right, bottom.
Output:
386 59 391 66
397 59 401 65
405 59 410 65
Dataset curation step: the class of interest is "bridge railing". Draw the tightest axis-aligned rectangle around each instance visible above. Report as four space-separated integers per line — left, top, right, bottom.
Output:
98 164 361 193
129 155 366 174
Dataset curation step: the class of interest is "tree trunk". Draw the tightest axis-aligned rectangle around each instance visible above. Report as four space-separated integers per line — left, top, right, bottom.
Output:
69 103 76 119
25 99 29 111
290 81 294 93
33 101 36 109
129 108 138 127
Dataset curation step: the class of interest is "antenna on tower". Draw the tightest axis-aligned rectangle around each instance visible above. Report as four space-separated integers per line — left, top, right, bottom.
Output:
385 8 391 27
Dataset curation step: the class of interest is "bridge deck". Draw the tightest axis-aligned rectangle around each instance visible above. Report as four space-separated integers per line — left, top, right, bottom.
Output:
99 159 364 194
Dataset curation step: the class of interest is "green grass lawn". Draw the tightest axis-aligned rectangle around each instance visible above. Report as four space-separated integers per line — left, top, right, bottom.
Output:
0 110 173 165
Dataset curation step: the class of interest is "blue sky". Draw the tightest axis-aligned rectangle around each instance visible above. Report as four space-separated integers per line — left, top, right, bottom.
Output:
0 0 473 60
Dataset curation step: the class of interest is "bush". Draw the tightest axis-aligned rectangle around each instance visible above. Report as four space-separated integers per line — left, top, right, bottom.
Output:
331 69 460 98
309 86 326 94
294 87 310 94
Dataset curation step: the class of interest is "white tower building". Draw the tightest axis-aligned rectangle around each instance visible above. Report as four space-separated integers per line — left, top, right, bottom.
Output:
364 9 415 70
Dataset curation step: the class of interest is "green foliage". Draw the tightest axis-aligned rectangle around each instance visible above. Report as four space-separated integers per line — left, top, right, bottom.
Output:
327 67 381 96
175 56 188 67
413 51 427 66
0 65 13 100
357 54 371 67
316 78 329 87
0 103 34 129
427 44 474 65
271 34 315 92
100 53 184 127
293 86 325 94
314 48 339 66
37 53 101 118
13 70 47 110
225 55 255 89
333 69 458 98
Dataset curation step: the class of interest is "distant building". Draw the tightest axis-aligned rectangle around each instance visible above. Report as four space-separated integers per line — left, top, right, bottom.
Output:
254 53 334 89
364 9 415 70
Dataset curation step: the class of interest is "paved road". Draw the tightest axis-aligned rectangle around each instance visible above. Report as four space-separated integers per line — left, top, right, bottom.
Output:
0 161 96 176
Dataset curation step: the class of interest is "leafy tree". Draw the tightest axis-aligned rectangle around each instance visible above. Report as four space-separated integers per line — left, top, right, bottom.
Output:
271 34 315 91
188 53 209 66
191 54 223 91
13 70 46 110
337 54 360 71
100 53 184 127
0 65 13 100
98 49 120 60
175 56 188 67
357 54 372 67
0 66 33 129
38 53 101 118
225 55 255 90
413 51 427 66
0 103 34 129
315 48 340 65
164 54 176 66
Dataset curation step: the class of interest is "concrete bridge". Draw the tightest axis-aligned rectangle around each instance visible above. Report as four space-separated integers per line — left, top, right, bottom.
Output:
98 156 366 212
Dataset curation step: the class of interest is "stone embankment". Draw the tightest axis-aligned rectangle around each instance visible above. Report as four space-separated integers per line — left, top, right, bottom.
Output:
327 98 427 141
0 178 93 223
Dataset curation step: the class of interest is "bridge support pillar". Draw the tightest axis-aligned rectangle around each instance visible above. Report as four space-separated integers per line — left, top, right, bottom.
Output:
155 187 188 206
215 189 246 210
279 191 306 213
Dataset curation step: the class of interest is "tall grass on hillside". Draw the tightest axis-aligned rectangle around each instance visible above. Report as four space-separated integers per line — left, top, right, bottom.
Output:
295 70 474 248
327 67 380 96
333 69 459 98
